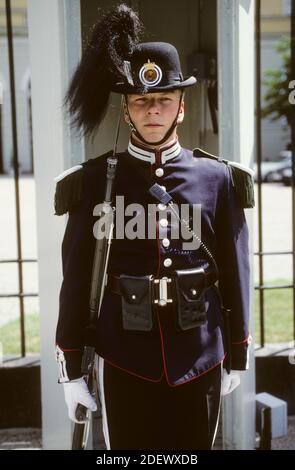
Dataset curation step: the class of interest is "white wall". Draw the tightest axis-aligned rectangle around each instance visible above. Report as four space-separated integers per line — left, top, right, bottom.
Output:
27 0 83 449
218 0 256 450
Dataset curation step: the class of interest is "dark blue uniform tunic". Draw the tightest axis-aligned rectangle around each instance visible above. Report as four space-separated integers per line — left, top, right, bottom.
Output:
55 138 251 387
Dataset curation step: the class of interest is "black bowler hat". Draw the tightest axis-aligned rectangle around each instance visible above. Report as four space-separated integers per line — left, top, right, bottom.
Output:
64 4 197 137
112 41 197 94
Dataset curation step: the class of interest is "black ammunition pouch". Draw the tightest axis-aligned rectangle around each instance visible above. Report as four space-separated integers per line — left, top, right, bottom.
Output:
174 263 218 330
174 267 207 330
115 263 218 332
120 274 153 331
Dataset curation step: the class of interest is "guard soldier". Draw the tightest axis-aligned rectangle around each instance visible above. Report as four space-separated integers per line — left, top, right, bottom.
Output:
55 4 254 450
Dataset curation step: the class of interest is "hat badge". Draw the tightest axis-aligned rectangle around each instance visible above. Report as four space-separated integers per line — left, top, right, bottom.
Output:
139 59 162 87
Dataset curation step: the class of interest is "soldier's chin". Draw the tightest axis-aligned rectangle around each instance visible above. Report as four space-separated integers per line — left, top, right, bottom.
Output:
142 129 165 144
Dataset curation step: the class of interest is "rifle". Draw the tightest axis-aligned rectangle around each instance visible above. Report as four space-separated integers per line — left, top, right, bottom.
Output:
72 98 123 450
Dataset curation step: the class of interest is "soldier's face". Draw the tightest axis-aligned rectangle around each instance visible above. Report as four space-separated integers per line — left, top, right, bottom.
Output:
124 90 184 146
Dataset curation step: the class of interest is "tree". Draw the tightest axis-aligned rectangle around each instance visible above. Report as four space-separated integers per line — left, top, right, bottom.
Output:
261 35 292 130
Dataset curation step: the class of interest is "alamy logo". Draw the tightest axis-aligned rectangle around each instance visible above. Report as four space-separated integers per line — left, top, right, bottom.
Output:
93 196 202 250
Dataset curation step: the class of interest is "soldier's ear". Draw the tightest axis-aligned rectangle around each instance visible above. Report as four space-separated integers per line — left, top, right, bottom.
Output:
123 102 130 123
177 100 185 124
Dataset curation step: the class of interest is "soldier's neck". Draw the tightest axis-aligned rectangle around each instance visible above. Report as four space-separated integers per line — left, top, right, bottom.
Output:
128 134 181 165
131 133 178 151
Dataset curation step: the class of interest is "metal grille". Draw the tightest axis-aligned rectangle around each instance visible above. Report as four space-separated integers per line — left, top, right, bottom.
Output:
0 0 38 359
255 0 295 346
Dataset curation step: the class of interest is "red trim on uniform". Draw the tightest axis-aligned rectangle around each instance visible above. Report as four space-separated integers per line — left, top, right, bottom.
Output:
104 358 164 383
150 158 161 277
231 334 250 345
129 136 178 158
155 149 161 166
169 357 225 388
156 222 161 277
152 145 171 384
155 305 226 388
150 163 154 179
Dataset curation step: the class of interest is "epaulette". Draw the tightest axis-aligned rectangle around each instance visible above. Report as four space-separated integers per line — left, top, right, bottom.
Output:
193 147 255 208
54 150 112 215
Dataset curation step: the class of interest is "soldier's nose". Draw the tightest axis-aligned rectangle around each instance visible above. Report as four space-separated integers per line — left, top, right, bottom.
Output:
147 100 160 113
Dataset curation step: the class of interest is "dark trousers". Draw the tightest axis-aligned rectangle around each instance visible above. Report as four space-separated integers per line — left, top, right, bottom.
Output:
98 358 221 450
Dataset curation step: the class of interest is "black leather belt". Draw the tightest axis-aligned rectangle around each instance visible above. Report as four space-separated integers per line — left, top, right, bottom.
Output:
106 266 218 331
107 274 175 307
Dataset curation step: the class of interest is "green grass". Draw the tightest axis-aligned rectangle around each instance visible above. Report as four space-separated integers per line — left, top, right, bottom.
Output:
0 313 40 356
0 280 294 356
255 279 294 344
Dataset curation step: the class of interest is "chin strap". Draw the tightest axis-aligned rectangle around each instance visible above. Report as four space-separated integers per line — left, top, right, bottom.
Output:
125 91 184 146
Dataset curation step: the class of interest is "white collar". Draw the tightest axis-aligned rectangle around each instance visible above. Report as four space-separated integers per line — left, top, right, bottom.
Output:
127 137 181 165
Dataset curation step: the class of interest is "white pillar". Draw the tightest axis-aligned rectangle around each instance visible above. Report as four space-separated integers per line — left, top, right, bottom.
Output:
217 0 256 449
27 0 83 449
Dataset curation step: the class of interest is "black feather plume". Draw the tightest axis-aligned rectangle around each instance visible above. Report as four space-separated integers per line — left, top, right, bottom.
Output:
63 3 143 137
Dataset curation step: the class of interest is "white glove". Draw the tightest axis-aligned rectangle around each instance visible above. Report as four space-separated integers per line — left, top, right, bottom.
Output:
63 377 97 423
221 369 241 396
